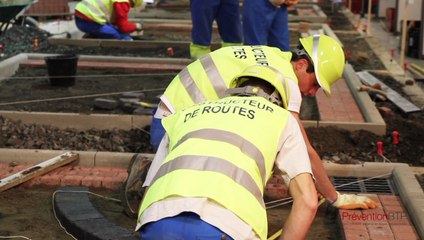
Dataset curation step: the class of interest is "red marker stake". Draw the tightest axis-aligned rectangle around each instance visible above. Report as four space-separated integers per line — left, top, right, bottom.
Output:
377 141 384 155
390 48 395 62
33 37 39 51
392 131 399 145
167 47 174 57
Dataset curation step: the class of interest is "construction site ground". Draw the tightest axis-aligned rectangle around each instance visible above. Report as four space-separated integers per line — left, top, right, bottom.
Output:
0 0 424 239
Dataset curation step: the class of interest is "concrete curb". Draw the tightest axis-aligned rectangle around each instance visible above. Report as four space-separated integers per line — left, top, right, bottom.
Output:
54 186 137 240
0 111 152 131
0 53 28 82
392 166 424 240
0 148 154 167
323 161 409 178
342 63 386 135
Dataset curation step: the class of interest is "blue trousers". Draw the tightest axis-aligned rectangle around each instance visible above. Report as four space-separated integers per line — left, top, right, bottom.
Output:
242 0 290 51
75 17 132 40
139 212 234 240
190 0 242 46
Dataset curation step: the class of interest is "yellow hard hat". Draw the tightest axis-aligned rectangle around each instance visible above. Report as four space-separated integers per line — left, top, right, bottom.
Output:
299 34 345 95
229 65 290 109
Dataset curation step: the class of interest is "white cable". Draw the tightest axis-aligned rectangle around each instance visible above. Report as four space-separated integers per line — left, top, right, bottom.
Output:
0 88 165 106
0 236 32 240
264 172 392 209
6 72 177 80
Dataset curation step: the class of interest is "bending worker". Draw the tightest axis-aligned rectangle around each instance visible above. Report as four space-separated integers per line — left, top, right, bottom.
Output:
137 65 318 239
150 34 378 210
74 0 144 41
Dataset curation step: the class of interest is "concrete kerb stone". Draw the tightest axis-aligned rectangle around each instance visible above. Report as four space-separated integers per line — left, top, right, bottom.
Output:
392 166 424 240
0 111 149 131
0 148 151 167
0 53 28 82
323 161 409 178
25 52 193 65
54 186 137 240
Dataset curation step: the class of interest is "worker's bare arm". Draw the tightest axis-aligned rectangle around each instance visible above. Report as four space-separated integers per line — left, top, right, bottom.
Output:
290 111 338 201
279 173 317 240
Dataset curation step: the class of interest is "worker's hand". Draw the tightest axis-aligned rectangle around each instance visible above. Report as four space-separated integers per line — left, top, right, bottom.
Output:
331 191 378 210
285 0 299 6
135 22 143 31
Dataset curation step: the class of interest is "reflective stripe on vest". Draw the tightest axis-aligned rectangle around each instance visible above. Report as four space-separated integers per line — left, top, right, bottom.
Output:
171 128 267 186
178 54 226 103
178 67 205 103
150 155 264 208
165 46 298 112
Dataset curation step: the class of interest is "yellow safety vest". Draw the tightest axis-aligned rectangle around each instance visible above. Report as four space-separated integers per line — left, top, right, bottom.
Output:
139 96 291 240
75 0 129 24
163 45 298 112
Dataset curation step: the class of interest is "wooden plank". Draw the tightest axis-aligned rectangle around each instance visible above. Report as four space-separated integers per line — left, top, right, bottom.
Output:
0 152 79 192
408 66 424 80
411 63 424 75
356 71 421 113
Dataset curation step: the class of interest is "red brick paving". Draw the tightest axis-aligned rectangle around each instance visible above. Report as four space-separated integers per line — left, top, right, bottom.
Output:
0 162 128 191
2 162 421 239
339 193 420 240
316 78 365 122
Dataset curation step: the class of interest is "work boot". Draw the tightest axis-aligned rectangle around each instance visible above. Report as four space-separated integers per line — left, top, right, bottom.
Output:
120 153 152 218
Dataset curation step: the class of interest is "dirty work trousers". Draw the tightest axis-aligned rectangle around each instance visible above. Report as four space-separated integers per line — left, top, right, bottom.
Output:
242 0 290 51
75 16 132 41
139 212 234 240
190 0 242 47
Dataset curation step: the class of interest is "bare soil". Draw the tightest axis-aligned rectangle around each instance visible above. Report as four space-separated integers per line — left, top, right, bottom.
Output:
0 1 423 239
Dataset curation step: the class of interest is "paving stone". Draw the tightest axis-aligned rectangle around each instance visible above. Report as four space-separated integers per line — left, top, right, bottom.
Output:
54 186 136 240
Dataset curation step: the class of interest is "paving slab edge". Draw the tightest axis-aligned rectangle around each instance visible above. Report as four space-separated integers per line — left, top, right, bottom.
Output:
392 166 424 240
0 148 154 167
54 186 137 240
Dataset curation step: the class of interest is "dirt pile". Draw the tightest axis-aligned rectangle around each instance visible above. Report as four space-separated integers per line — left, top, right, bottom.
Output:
0 116 153 153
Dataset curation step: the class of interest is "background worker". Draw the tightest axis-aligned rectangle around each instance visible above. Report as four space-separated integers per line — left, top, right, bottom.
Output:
189 0 243 59
150 34 378 210
242 0 299 51
137 65 318 239
74 0 144 41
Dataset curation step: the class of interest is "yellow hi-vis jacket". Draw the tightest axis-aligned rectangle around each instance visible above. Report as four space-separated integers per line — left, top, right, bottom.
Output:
75 0 130 24
139 96 291 240
163 45 298 112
